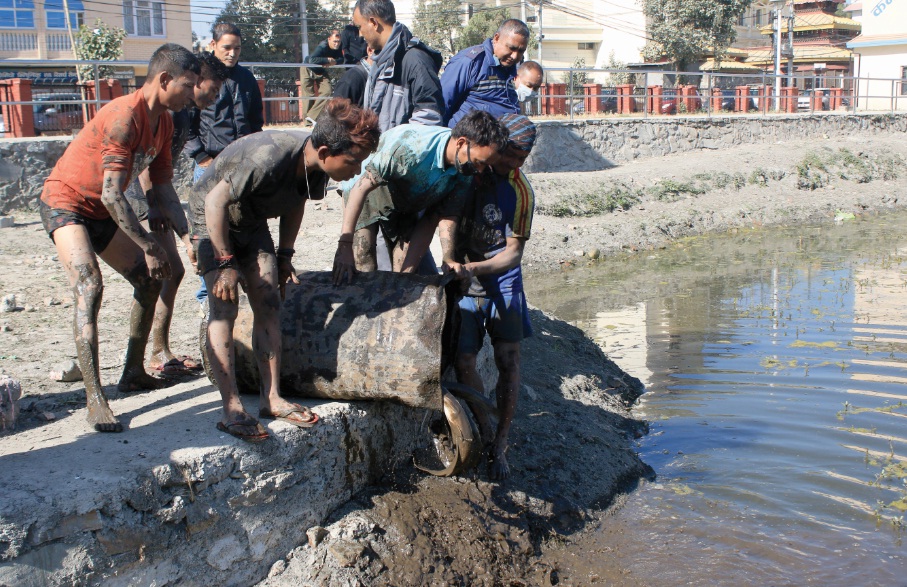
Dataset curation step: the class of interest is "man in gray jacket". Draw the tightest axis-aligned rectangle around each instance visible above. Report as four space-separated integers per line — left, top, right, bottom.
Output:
352 0 444 131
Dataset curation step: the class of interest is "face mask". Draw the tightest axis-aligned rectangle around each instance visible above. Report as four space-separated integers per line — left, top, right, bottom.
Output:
454 143 478 176
516 84 537 103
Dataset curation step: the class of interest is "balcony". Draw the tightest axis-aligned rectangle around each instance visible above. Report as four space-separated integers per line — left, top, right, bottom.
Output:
0 32 38 54
46 33 71 52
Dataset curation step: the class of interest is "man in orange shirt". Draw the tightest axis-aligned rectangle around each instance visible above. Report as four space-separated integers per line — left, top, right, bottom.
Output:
39 43 200 433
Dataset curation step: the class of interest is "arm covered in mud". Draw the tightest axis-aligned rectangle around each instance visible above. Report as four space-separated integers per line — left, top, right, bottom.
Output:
333 169 380 284
152 181 196 266
465 236 525 277
100 169 171 280
276 203 304 299
205 179 245 303
437 217 470 280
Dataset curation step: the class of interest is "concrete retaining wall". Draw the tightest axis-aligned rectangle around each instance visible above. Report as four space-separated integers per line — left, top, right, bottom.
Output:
522 113 907 173
2 114 904 213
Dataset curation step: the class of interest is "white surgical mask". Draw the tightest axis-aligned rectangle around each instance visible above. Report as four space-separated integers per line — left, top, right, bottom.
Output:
516 84 537 103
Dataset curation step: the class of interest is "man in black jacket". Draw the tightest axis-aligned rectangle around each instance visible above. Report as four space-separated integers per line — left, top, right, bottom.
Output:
341 23 367 64
184 23 264 183
301 30 343 121
332 45 373 107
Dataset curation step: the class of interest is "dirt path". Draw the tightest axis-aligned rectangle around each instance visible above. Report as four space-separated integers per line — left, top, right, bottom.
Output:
0 132 904 584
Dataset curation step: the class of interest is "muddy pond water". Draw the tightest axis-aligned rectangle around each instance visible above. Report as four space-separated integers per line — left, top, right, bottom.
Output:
524 212 907 585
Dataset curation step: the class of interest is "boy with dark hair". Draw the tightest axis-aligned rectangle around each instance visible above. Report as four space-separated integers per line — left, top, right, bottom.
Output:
333 110 509 284
190 98 380 442
454 113 537 480
125 50 230 375
39 44 200 433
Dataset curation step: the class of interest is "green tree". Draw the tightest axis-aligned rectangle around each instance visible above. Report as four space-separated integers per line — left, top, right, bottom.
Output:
73 20 127 81
412 0 462 60
642 0 752 70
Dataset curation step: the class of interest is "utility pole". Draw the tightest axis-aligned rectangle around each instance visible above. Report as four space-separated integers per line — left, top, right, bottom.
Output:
774 4 782 111
299 0 310 60
786 0 795 88
520 0 526 23
537 1 543 64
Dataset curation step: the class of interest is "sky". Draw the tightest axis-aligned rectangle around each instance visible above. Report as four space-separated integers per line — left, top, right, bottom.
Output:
191 0 226 40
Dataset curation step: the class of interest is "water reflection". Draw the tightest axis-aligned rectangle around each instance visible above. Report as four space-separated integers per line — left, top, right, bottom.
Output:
526 214 907 585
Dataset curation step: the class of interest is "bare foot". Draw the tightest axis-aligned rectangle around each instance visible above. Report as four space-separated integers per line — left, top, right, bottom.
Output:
488 447 510 481
117 371 171 393
259 398 318 427
87 403 123 433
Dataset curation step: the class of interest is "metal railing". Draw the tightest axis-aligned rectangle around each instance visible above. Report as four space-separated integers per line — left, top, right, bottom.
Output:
1 59 905 138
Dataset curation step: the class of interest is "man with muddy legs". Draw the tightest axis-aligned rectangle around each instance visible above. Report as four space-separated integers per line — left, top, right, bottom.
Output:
454 114 537 480
39 44 201 432
190 98 379 441
332 110 509 284
126 52 230 375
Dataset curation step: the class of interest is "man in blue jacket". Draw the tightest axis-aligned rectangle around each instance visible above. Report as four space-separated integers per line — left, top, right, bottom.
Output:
441 19 531 127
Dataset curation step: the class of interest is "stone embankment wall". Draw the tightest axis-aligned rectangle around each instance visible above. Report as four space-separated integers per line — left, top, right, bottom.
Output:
1 114 904 213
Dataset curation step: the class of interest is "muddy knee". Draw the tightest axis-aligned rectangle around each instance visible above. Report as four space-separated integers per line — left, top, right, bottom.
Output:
73 263 103 316
124 263 163 302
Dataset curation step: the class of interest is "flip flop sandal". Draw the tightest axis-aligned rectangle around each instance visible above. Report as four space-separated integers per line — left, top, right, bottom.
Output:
216 417 269 443
175 355 203 371
259 404 320 428
151 358 192 376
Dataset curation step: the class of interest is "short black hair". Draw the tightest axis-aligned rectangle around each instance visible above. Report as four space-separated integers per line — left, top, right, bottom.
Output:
497 19 530 39
451 110 509 152
198 50 229 81
354 0 396 23
212 22 242 42
147 43 201 80
518 60 543 76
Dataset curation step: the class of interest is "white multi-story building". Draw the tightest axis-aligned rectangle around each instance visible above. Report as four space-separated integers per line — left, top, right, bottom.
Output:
847 0 907 109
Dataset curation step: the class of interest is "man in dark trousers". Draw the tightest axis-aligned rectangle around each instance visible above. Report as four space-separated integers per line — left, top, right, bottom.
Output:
301 29 344 121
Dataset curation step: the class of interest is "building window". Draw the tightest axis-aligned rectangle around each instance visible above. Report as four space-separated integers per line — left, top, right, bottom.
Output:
45 0 83 29
123 0 164 37
901 66 907 96
0 0 35 29
578 42 595 50
754 9 763 26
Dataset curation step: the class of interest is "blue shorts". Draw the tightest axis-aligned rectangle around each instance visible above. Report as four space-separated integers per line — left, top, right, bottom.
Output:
457 292 533 356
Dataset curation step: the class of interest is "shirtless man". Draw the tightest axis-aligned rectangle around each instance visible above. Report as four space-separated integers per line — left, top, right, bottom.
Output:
189 98 379 441
39 44 200 432
126 51 230 376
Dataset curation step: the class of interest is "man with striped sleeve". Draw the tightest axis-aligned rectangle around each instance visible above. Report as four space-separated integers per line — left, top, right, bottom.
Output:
453 113 537 480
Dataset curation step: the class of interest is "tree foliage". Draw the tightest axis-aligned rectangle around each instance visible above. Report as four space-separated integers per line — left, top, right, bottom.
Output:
214 0 345 64
412 0 462 60
74 19 127 80
642 0 752 69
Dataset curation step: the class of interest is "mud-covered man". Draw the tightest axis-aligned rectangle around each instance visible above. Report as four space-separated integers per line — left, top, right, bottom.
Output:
332 110 509 284
190 98 379 442
454 114 537 480
39 44 201 432
124 51 230 377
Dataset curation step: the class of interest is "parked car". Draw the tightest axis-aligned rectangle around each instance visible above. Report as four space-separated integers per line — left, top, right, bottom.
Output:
717 88 758 112
797 89 830 111
661 88 702 114
33 93 83 135
571 89 618 115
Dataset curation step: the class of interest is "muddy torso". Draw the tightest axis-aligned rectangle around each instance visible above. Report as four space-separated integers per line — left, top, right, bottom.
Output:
188 130 327 237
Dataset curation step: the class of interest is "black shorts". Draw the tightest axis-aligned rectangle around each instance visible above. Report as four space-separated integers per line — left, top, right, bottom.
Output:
193 222 276 275
39 200 118 253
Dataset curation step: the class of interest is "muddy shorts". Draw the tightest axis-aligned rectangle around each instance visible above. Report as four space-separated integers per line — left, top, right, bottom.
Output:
193 221 275 276
457 292 533 355
343 184 419 244
39 200 118 254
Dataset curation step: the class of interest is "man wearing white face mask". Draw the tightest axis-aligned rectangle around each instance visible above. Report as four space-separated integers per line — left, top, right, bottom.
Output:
514 60 543 106
441 19 531 127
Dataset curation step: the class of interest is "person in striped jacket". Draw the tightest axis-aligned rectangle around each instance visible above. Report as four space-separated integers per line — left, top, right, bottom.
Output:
453 113 537 480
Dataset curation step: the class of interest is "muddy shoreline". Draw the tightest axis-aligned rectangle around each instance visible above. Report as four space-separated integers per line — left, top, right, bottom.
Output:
0 132 905 584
